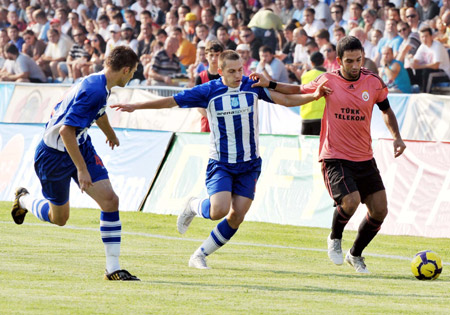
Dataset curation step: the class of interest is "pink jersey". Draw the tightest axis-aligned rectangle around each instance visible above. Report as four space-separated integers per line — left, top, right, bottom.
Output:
301 68 388 162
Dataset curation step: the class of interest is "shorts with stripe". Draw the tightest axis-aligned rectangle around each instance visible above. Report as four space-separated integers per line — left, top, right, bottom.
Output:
321 158 385 205
205 157 262 200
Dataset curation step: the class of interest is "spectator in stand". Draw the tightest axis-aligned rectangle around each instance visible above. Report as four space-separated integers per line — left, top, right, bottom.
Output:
349 27 375 61
55 8 71 35
395 21 421 82
279 0 295 25
322 43 339 72
194 23 217 46
68 0 88 23
333 26 346 45
137 22 155 67
84 19 97 41
278 21 297 64
211 0 226 24
417 0 439 22
226 13 239 43
216 25 237 50
120 23 138 53
183 0 201 18
178 4 190 32
172 26 196 66
309 0 332 27
235 0 253 26
291 27 309 70
201 7 223 37
50 17 75 45
349 2 363 27
303 8 326 37
7 10 27 32
388 7 401 23
162 8 179 32
67 12 87 40
155 0 172 25
314 29 331 50
22 30 47 61
328 4 347 45
236 43 254 76
412 27 450 93
299 51 326 135
292 0 305 24
84 0 99 20
32 9 51 42
147 35 181 85
362 9 384 35
184 12 197 42
378 46 411 93
171 0 183 11
0 43 47 82
89 33 106 72
17 0 30 24
0 29 10 63
8 26 25 53
248 0 283 53
105 24 122 57
25 6 37 30
434 16 449 46
187 43 207 86
256 45 290 83
97 14 111 41
112 12 125 28
61 29 89 81
124 9 141 38
195 40 224 132
156 28 168 45
374 19 403 65
406 7 427 33
239 26 262 61
131 0 158 22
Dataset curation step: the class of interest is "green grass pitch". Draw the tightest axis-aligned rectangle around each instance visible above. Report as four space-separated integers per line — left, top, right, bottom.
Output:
0 201 449 314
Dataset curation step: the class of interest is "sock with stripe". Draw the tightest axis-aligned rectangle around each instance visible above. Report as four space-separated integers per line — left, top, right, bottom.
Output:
194 218 237 257
330 205 351 240
100 211 121 273
191 197 211 219
350 214 384 257
20 194 51 223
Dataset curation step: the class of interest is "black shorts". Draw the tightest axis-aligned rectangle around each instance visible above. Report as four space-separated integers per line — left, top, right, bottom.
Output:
321 158 385 205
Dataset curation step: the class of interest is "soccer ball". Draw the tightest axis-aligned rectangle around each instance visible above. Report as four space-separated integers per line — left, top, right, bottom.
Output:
411 250 443 280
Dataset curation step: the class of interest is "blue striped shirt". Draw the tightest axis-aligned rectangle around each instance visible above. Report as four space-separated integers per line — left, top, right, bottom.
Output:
174 76 272 163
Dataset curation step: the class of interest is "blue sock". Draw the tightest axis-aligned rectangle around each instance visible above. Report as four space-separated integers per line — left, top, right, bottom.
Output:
100 211 121 273
31 199 51 223
200 198 211 219
196 219 238 256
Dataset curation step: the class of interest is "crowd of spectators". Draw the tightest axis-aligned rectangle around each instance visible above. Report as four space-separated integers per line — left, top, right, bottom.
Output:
0 0 449 93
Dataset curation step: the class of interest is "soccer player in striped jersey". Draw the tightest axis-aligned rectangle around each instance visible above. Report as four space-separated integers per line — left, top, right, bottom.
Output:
251 36 407 273
111 50 330 269
11 46 140 281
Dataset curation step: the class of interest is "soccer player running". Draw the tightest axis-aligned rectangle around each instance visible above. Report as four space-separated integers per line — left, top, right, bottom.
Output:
251 36 406 274
111 50 330 269
11 46 140 281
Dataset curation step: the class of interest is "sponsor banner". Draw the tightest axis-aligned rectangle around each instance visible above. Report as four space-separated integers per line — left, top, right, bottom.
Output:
143 133 335 227
0 123 173 211
346 139 450 238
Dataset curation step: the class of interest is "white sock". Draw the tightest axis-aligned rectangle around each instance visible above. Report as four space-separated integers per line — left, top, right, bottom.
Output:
19 194 33 210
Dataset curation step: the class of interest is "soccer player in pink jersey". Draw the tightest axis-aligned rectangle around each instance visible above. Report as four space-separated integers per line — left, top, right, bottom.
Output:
251 36 406 273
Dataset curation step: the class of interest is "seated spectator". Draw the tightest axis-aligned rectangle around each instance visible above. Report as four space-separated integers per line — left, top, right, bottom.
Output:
256 45 290 83
379 46 412 93
84 0 99 21
328 4 347 44
68 0 88 24
374 19 403 65
332 26 346 45
322 43 339 72
84 19 98 41
124 9 141 38
216 25 237 50
302 7 326 37
8 26 25 53
162 8 179 32
105 24 122 57
417 0 439 23
67 12 87 40
22 30 47 61
349 27 375 60
0 43 47 82
201 8 222 36
187 43 207 87
248 1 283 52
172 26 196 66
278 21 297 64
146 35 181 85
0 29 10 66
362 8 384 35
55 8 71 35
120 23 138 53
62 29 90 81
194 23 217 46
89 33 106 73
184 12 197 42
211 0 226 25
236 43 255 76
395 21 421 83
7 10 27 32
37 28 72 80
314 29 331 50
412 27 450 93
235 0 254 26
239 26 262 61
137 22 155 67
405 7 428 33
31 9 51 42
97 14 111 41
226 13 240 43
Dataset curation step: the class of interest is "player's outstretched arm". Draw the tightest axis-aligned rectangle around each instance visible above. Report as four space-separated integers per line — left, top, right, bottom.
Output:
96 114 119 150
381 107 406 158
268 80 329 107
249 72 301 94
111 96 178 112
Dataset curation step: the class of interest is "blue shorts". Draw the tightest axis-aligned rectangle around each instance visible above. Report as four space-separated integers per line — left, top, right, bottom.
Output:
34 138 109 205
205 158 262 200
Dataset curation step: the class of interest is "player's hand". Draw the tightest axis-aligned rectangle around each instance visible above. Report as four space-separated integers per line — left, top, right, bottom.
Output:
313 79 332 100
106 135 120 150
110 103 136 112
250 72 270 88
393 138 406 158
78 168 93 193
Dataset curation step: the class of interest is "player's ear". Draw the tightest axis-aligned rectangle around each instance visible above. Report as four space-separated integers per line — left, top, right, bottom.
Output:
336 56 342 67
218 68 223 76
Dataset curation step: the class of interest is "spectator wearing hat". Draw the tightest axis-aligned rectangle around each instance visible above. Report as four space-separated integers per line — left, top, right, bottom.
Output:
22 29 47 61
105 24 122 57
299 51 326 135
120 23 138 53
236 43 255 76
216 26 237 50
172 26 196 66
184 12 197 42
0 43 47 83
124 9 141 38
256 45 289 83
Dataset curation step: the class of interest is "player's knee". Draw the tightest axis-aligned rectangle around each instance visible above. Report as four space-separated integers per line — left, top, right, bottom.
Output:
342 194 360 212
103 193 119 211
210 204 230 220
227 210 245 227
52 213 70 226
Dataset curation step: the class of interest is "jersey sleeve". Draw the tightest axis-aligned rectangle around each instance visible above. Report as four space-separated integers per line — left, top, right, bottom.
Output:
173 83 210 108
64 89 105 129
375 76 389 103
247 78 273 102
300 73 327 94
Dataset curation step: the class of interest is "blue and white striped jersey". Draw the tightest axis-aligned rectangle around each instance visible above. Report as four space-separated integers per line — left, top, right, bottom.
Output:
174 76 273 163
43 72 110 151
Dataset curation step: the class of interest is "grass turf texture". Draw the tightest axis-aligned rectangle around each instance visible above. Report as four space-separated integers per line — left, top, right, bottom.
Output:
0 201 449 314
